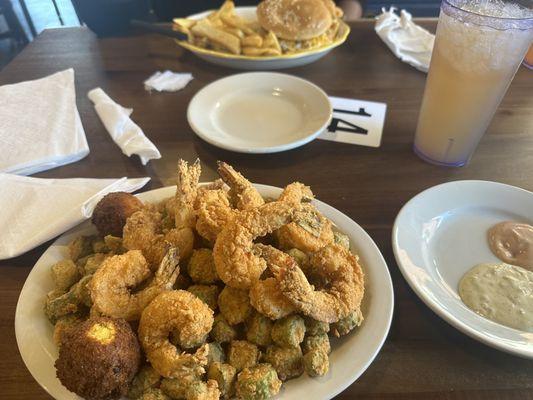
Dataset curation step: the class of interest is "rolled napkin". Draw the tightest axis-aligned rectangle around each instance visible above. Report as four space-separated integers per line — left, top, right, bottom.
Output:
375 7 435 72
0 173 150 260
0 69 89 175
144 70 193 92
88 88 161 165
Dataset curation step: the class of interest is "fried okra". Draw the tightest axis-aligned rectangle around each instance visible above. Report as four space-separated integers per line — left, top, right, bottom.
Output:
333 231 350 250
210 314 238 343
208 362 237 398
53 314 83 346
236 364 282 400
331 309 363 337
51 260 81 291
188 249 219 284
206 342 226 364
271 315 305 348
303 333 331 355
263 345 304 381
187 284 220 310
185 380 220 400
246 312 273 347
218 287 252 325
138 388 170 400
45 286 83 324
160 374 200 399
228 340 260 372
69 235 96 262
79 253 110 275
303 349 329 377
128 365 162 399
286 248 308 267
304 317 330 336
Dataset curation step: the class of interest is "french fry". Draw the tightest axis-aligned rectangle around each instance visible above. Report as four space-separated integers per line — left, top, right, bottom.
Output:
262 31 282 53
242 47 280 56
241 35 263 48
191 20 241 55
222 27 245 39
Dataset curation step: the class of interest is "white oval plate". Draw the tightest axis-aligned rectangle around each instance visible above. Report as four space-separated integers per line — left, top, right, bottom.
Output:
16 184 393 400
392 180 533 358
188 72 332 153
176 7 350 70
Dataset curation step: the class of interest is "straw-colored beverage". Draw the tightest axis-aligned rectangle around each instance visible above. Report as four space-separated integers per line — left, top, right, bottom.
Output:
414 0 533 167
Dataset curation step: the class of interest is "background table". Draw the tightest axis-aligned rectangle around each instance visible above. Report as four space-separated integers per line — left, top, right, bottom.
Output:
1 20 532 399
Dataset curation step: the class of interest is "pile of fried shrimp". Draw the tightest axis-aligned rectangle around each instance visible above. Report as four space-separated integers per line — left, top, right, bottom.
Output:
45 159 365 400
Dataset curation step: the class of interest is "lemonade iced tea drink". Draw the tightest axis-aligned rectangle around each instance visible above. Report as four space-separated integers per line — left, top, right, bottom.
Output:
414 0 533 167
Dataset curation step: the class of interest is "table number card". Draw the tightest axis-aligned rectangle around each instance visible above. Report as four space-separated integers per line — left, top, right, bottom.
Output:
319 96 387 147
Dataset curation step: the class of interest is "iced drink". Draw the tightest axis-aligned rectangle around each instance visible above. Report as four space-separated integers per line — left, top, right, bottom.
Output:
414 0 533 167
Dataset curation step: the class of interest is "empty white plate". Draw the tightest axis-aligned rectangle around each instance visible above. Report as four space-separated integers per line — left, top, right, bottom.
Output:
392 180 533 358
187 72 332 153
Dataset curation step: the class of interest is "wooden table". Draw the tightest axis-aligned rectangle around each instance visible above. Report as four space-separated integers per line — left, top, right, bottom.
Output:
1 21 532 400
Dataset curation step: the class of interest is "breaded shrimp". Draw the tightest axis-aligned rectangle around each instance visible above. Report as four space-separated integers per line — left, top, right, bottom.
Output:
213 201 299 289
260 244 364 323
217 162 264 211
89 248 180 321
249 277 296 320
138 290 214 379
276 204 335 253
194 188 236 243
123 160 199 264
278 182 314 205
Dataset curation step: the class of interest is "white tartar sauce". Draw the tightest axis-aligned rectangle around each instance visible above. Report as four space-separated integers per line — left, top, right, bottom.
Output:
459 263 533 332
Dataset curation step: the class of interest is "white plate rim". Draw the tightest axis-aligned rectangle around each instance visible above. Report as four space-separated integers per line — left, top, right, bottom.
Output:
187 72 332 153
392 179 533 359
16 183 394 399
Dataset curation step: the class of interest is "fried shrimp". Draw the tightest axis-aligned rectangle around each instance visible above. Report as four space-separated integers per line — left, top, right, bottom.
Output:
261 244 364 323
249 277 296 320
123 160 200 264
89 248 180 321
194 188 236 243
217 161 264 211
213 201 300 289
138 290 214 379
276 204 335 253
278 182 313 205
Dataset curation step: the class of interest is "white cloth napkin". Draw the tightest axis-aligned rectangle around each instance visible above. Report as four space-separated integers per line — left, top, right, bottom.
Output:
375 8 435 72
0 69 89 175
0 173 150 260
144 70 193 92
88 88 161 165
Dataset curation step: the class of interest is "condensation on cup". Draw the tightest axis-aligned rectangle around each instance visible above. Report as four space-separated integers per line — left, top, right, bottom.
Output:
414 0 533 167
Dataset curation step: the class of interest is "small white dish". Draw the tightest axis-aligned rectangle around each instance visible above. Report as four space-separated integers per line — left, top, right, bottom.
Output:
16 184 393 400
188 72 332 153
392 180 533 358
176 7 350 70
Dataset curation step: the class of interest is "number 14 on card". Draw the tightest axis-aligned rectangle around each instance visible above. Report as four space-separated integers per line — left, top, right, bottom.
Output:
319 96 387 148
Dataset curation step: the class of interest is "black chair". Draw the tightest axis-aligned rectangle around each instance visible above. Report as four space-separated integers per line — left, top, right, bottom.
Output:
0 0 29 49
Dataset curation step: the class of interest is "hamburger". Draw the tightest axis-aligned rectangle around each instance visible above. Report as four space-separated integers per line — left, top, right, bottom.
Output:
257 0 343 49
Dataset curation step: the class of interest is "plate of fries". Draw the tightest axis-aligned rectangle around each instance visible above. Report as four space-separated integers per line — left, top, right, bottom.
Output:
173 1 350 70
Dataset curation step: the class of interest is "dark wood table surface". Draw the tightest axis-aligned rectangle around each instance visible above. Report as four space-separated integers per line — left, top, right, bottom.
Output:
1 20 532 400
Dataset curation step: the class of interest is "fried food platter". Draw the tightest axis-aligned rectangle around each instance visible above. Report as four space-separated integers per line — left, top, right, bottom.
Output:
16 178 393 400
174 6 350 70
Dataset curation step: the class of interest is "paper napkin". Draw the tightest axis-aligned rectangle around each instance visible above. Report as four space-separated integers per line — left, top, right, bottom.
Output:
375 7 435 72
144 71 193 92
0 69 89 175
88 88 161 165
319 96 387 147
0 174 150 260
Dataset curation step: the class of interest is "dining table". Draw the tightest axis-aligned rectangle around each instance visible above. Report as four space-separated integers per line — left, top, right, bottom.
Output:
1 19 532 400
